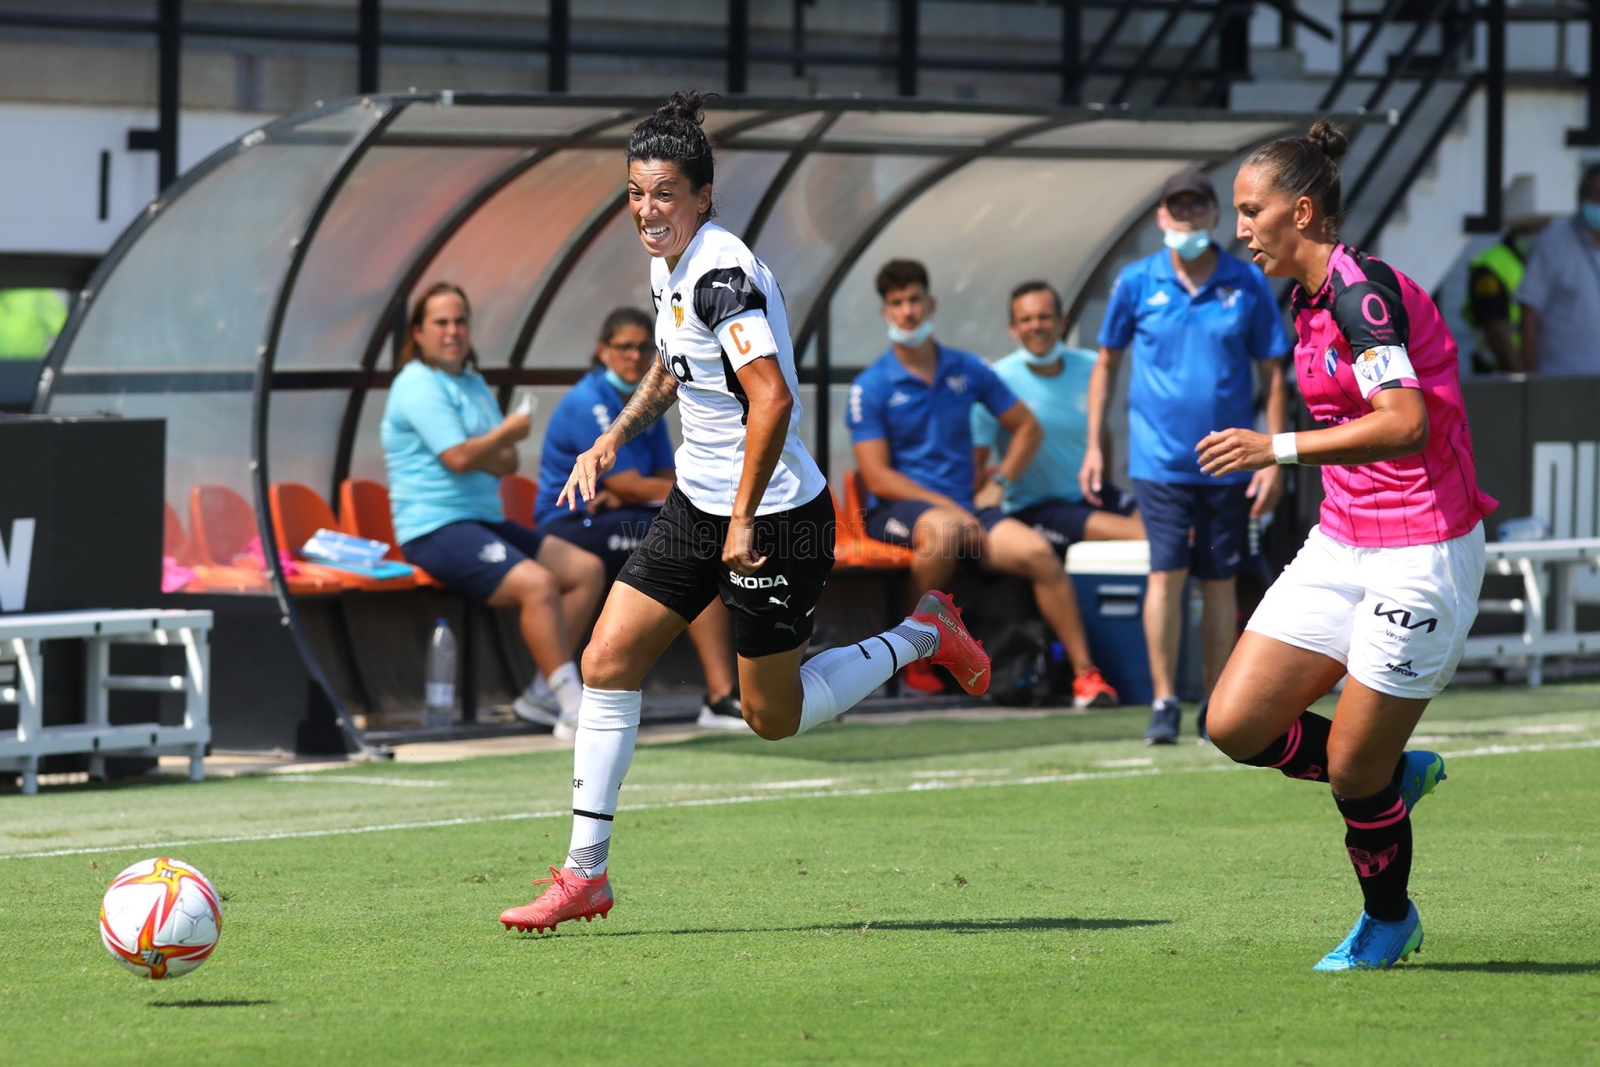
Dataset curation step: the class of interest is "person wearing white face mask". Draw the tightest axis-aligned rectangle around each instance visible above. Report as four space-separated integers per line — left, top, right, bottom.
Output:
534 306 743 732
1083 169 1293 745
1515 163 1600 374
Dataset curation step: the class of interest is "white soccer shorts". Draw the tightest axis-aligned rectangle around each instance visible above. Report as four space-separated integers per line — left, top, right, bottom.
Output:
1245 522 1485 699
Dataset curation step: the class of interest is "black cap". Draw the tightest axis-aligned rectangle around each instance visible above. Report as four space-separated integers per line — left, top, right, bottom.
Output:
1160 169 1216 205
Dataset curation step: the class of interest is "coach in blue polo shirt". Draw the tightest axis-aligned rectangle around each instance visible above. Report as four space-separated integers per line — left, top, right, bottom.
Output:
849 258 1119 706
1082 170 1291 745
536 307 743 732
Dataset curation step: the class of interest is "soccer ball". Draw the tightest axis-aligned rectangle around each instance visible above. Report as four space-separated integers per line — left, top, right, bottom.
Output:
98 857 222 979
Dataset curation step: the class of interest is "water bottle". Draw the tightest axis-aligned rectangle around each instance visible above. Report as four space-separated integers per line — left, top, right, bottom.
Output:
424 618 457 728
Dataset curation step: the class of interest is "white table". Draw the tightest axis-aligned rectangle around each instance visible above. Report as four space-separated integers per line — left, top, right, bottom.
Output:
1460 539 1600 685
0 609 212 794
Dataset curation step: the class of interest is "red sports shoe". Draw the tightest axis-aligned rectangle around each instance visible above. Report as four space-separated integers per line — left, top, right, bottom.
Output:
901 659 947 695
499 866 613 933
911 589 991 696
1071 667 1119 709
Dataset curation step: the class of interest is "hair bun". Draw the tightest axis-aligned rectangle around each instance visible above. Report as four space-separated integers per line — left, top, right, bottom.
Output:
656 89 708 127
1306 119 1349 163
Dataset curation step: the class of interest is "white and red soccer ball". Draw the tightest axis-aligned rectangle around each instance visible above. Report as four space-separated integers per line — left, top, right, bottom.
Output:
98 857 222 979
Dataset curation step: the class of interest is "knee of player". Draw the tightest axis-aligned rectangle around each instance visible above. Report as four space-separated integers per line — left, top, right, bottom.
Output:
744 703 797 741
1326 756 1389 800
580 641 628 689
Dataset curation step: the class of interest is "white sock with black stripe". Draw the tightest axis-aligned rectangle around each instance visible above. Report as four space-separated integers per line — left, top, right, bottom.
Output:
797 617 939 733
564 687 640 877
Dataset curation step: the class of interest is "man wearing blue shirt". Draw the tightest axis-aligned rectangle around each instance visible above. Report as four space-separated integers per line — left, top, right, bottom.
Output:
536 308 743 732
1083 170 1291 744
849 259 1118 706
972 281 1144 549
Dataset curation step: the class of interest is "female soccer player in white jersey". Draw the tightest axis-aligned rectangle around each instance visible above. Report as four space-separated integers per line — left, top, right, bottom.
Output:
1195 120 1496 970
499 91 993 933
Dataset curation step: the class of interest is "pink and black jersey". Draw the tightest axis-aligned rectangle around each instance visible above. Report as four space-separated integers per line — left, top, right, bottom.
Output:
1289 244 1496 548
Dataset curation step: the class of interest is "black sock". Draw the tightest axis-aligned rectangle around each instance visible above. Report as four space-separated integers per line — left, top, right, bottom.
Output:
1237 711 1331 782
1334 784 1413 923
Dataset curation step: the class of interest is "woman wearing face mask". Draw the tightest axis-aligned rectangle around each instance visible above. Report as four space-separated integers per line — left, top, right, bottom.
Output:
1083 169 1293 747
534 306 744 732
1197 119 1496 970
499 90 991 935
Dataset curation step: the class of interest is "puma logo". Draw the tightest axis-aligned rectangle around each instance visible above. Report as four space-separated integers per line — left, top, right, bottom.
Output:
967 667 985 687
773 619 798 634
711 280 736 291
768 595 790 608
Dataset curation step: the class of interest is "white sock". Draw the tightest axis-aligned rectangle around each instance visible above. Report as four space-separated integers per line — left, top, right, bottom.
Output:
548 661 583 719
526 671 553 700
796 619 939 734
564 686 640 877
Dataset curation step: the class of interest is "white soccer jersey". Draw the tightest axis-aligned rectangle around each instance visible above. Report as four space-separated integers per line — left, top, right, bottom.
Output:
649 222 827 516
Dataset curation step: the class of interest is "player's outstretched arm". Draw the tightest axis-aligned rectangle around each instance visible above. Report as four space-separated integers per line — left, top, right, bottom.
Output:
558 362 680 510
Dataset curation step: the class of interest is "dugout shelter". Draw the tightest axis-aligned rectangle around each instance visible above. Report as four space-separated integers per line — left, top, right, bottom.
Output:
31 92 1316 756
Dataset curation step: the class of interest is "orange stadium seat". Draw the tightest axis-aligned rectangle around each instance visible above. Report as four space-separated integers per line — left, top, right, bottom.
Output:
269 482 417 592
188 484 337 594
337 478 444 587
834 470 913 569
500 474 537 529
164 501 270 593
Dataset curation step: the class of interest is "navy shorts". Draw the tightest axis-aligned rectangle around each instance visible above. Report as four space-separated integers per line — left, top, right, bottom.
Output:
541 505 660 583
1132 479 1249 580
863 499 1006 547
1010 481 1139 559
618 485 835 659
400 519 547 605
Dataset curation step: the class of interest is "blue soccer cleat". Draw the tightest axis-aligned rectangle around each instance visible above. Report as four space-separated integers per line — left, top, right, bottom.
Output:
1313 901 1423 971
1397 750 1447 811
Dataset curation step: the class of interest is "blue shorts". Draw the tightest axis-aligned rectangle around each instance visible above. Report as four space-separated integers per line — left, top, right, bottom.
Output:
541 506 660 583
1010 481 1139 559
1132 479 1249 580
400 519 547 605
863 499 1006 547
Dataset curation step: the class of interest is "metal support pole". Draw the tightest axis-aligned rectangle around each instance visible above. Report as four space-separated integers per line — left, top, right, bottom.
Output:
897 0 918 97
357 0 380 94
548 0 570 93
1468 0 1506 231
728 0 749 93
1060 0 1082 105
814 304 831 483
156 0 180 190
1567 0 1600 145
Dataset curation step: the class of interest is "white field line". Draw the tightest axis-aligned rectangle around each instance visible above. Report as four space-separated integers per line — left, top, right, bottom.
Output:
270 775 450 788
5 736 1599 862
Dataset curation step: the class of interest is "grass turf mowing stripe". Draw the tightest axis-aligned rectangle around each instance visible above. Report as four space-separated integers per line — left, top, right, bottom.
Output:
10 733 1600 863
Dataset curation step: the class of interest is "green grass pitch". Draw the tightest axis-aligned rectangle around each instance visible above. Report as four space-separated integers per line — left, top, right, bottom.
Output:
3 683 1600 1065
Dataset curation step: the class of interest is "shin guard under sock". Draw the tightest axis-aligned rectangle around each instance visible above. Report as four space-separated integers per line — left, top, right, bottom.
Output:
1334 784 1413 923
1237 711 1332 782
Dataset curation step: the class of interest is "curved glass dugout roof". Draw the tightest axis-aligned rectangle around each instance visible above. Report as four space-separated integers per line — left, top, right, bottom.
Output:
35 92 1323 740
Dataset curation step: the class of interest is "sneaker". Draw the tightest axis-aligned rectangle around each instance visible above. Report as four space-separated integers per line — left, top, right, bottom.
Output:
552 709 578 742
1144 697 1180 745
901 659 947 695
911 590 991 696
1071 667 1118 709
696 692 751 732
1312 901 1422 971
1195 698 1210 745
500 866 613 933
1396 750 1446 811
512 679 561 727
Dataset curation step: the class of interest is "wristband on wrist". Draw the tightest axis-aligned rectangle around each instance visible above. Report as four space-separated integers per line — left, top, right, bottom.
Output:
1272 432 1299 466
992 472 1013 492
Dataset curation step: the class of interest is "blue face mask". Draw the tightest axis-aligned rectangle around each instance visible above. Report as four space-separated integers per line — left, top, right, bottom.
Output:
603 367 637 396
1163 227 1212 261
1581 202 1600 232
1021 341 1068 368
887 319 935 348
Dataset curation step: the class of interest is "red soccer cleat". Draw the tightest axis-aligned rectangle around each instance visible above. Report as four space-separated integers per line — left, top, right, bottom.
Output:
499 866 613 933
1071 667 1119 709
900 659 947 695
911 589 991 696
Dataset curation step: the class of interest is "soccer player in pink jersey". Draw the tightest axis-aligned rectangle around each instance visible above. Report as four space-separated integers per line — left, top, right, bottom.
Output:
1194 120 1497 971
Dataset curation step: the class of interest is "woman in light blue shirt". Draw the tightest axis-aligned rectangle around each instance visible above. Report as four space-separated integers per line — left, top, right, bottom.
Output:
382 282 604 737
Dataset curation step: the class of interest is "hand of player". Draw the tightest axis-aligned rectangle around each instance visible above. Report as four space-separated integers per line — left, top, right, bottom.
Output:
500 411 532 443
1246 463 1284 519
558 435 618 510
1078 446 1105 506
1196 428 1274 477
722 515 767 577
972 479 1004 511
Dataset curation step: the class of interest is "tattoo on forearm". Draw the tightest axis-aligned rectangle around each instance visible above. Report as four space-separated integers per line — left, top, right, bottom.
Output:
607 362 679 445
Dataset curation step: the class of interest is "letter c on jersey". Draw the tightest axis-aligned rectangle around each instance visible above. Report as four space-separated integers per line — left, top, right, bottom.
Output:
729 321 751 356
1361 293 1390 327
